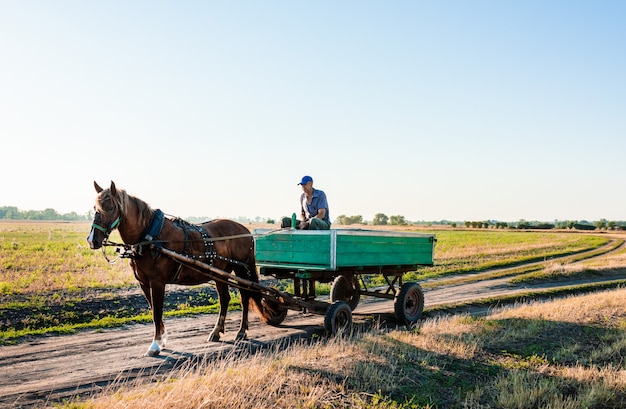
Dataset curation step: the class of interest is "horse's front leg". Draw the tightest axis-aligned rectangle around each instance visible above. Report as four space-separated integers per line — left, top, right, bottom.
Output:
143 283 167 356
208 282 230 342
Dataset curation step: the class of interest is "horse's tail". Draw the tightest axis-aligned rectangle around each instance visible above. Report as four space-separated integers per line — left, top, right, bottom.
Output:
250 292 271 324
249 292 282 324
246 268 282 324
239 257 278 324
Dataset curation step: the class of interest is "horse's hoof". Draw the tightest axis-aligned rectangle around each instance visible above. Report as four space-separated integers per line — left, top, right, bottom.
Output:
145 340 161 357
159 332 168 348
235 332 247 341
207 333 220 342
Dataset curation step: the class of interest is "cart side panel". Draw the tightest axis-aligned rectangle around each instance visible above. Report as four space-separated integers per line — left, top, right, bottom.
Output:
255 229 435 271
335 231 435 267
255 230 334 269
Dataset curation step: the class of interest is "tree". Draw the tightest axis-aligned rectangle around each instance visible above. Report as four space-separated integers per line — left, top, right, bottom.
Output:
0 206 21 219
573 223 595 231
372 213 388 226
389 215 407 226
335 215 364 225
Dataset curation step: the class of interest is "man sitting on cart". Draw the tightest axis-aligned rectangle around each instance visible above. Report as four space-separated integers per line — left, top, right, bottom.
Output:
281 175 331 230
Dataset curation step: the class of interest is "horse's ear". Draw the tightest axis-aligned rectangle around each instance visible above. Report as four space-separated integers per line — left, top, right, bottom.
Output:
110 181 117 197
94 181 103 193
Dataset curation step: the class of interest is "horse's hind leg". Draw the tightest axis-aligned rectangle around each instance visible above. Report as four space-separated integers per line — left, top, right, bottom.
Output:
236 289 252 340
208 282 230 342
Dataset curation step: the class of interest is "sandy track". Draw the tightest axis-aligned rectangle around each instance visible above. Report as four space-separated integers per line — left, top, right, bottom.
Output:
1 240 625 408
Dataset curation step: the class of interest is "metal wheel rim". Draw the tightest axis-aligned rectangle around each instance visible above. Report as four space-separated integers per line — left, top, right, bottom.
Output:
404 289 421 318
335 309 350 329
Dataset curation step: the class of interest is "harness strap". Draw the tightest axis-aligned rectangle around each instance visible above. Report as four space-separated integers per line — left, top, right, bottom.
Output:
134 209 165 259
169 219 250 275
173 219 216 262
143 209 165 241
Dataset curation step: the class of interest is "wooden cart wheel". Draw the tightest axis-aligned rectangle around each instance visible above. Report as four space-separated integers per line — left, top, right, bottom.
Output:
324 301 352 336
330 275 360 310
262 299 288 326
394 282 424 325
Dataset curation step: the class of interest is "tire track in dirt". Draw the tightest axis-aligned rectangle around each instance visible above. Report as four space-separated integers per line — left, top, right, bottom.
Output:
1 237 625 408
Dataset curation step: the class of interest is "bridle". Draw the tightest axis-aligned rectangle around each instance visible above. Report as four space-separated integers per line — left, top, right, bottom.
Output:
89 206 124 263
91 209 122 242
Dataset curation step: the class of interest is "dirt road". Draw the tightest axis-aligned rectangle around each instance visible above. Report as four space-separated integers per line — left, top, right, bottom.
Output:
1 241 625 408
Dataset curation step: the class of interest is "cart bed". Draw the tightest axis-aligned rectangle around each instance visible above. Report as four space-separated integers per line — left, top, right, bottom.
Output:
255 229 435 274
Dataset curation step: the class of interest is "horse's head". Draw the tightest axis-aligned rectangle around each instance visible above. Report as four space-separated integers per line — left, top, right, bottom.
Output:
87 181 123 249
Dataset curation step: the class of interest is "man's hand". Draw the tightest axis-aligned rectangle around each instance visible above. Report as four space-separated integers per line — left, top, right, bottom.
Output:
297 220 310 230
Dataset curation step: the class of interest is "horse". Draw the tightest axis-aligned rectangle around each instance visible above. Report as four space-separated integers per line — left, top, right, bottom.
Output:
87 181 274 356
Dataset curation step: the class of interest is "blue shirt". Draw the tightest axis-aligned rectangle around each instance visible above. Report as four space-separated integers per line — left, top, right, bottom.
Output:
300 188 330 223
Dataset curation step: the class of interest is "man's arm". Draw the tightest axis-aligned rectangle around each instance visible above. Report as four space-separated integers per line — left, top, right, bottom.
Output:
314 208 327 220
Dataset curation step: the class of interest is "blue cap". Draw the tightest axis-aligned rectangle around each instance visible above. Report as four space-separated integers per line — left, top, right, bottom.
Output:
298 175 313 185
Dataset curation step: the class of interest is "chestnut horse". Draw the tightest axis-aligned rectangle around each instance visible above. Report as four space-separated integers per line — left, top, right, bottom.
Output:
87 181 272 356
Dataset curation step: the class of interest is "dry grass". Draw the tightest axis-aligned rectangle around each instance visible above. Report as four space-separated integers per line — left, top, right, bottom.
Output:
512 240 626 284
74 288 626 409
585 241 626 269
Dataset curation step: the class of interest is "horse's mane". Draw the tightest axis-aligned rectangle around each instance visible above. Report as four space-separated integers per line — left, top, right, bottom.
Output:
97 187 154 227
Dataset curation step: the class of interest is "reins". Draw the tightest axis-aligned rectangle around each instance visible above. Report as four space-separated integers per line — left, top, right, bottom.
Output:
93 195 288 265
100 227 287 264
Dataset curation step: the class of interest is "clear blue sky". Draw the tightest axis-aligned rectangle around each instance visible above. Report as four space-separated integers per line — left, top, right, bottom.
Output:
1 1 625 222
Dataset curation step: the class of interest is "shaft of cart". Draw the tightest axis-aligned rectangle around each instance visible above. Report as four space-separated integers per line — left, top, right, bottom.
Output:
157 246 329 315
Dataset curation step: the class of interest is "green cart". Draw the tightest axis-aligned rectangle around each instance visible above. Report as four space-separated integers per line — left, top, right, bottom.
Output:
156 226 435 336
254 227 436 329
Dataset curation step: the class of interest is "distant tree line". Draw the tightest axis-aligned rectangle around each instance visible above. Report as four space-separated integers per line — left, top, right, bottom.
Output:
334 213 626 231
0 206 91 221
462 219 626 231
2 205 623 231
0 208 276 224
